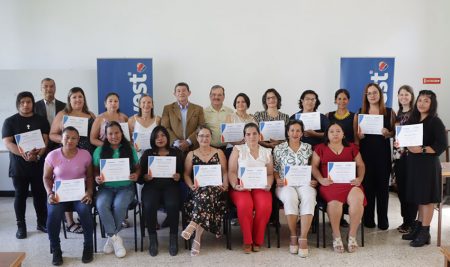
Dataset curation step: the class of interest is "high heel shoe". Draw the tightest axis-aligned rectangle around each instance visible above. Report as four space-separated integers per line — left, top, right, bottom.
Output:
289 236 298 254
181 223 197 240
298 238 309 258
410 226 430 247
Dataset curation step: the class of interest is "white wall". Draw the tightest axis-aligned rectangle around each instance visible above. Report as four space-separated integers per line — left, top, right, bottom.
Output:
1 0 449 186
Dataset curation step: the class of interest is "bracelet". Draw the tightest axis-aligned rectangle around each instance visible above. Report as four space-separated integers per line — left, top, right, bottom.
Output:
47 192 54 198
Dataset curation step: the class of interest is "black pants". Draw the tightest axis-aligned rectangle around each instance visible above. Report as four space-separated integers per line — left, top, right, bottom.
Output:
12 175 47 225
362 159 390 228
394 157 418 224
141 180 180 234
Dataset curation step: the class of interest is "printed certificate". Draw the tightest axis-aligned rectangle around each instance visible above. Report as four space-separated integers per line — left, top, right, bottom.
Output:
14 129 45 153
63 115 89 137
259 121 285 141
327 162 356 183
284 165 312 186
220 123 245 143
396 123 423 147
132 131 152 151
100 158 130 182
148 156 176 178
54 178 85 202
358 114 383 135
193 165 222 187
239 166 267 189
295 112 321 130
119 122 130 141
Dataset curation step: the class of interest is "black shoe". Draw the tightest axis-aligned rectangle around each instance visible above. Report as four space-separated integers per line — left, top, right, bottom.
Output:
402 220 421 240
363 221 376 228
149 233 158 257
378 223 389 230
397 222 411 233
410 226 430 247
16 221 27 239
37 224 48 233
340 218 349 228
52 248 63 266
82 246 93 263
169 233 178 256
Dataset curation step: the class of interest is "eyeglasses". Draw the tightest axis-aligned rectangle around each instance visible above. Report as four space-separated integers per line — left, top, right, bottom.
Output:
366 91 379 96
303 98 316 102
198 135 211 139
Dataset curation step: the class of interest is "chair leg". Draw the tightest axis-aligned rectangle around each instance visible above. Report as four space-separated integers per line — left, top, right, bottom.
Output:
134 207 138 252
61 220 67 239
315 207 319 248
276 221 280 248
361 218 365 247
93 210 97 253
266 223 271 248
322 209 326 248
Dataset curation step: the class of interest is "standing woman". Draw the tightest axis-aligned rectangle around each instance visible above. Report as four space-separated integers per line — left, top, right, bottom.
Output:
254 88 289 149
181 126 228 256
139 126 183 256
354 83 395 230
400 90 447 247
43 127 94 265
393 85 417 233
291 90 330 148
224 93 257 158
90 92 128 147
128 94 160 156
273 120 316 257
2 91 49 239
228 123 274 253
93 121 140 258
49 87 96 234
326 89 355 143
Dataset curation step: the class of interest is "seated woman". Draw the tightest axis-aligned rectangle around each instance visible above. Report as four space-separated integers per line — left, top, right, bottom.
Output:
92 121 140 258
273 120 316 257
180 126 228 256
311 122 366 253
139 126 183 256
228 122 274 253
43 126 94 265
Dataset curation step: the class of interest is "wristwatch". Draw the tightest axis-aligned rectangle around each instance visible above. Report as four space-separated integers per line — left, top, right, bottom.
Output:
421 146 426 154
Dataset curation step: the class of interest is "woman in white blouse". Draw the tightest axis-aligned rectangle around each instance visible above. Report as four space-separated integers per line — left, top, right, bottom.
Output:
273 120 317 257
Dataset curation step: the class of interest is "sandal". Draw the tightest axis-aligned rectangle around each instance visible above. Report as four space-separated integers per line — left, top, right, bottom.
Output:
66 222 83 234
332 237 344 253
298 238 309 258
191 240 201 256
347 236 358 253
121 219 130 228
289 236 298 254
181 223 197 240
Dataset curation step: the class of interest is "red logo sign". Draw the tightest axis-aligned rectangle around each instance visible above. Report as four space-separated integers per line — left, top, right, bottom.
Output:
422 78 441 84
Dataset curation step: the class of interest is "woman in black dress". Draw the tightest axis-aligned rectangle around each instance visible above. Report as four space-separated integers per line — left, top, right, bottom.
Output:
397 90 447 247
326 89 355 143
354 83 395 230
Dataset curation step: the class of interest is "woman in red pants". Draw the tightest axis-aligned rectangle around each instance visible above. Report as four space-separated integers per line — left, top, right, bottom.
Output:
228 122 274 253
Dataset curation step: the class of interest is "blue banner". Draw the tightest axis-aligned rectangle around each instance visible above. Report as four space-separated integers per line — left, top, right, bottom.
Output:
97 58 153 117
340 57 395 113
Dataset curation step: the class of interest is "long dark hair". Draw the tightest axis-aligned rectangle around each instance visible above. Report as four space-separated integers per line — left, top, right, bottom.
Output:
150 126 171 150
299 90 321 111
409 90 438 124
397 85 415 113
323 122 349 147
101 121 135 171
64 87 91 115
104 92 121 113
360 83 386 115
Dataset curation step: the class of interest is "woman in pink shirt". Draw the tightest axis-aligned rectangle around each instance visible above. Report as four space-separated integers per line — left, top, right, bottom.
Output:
43 126 94 265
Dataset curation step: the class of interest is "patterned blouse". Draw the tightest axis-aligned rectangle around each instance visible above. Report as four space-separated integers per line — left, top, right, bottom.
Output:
254 110 290 125
273 141 312 179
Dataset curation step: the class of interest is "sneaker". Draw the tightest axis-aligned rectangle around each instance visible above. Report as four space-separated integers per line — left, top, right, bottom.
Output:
111 234 126 258
103 237 114 254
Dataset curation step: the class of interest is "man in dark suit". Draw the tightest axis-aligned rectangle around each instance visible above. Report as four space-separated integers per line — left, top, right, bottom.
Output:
161 82 205 152
34 78 65 151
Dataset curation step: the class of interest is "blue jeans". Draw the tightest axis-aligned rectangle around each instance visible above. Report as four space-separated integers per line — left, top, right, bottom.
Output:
96 184 135 236
47 201 93 249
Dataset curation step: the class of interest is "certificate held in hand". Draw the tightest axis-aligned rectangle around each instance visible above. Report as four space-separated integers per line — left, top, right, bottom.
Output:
148 156 176 178
220 123 245 143
395 123 423 147
239 166 267 189
14 129 46 153
193 165 222 187
358 114 383 135
327 162 356 183
259 121 285 141
283 165 312 186
295 112 321 131
54 178 85 203
100 158 130 182
133 132 152 151
63 115 89 137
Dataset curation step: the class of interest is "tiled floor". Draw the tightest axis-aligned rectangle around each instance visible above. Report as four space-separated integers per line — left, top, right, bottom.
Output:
0 193 448 267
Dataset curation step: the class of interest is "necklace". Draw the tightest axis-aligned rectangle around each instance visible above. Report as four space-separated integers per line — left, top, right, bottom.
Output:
198 147 212 157
328 143 343 155
334 110 350 120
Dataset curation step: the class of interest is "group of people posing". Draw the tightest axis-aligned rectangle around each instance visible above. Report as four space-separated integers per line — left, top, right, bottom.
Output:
1 79 447 266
